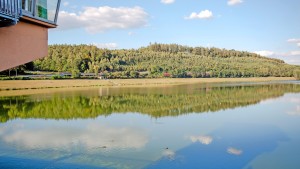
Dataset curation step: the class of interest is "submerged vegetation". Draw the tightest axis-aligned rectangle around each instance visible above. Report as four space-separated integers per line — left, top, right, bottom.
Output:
3 43 299 79
1 83 300 122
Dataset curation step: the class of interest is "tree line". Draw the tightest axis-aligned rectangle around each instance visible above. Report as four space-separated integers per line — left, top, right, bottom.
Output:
2 43 300 78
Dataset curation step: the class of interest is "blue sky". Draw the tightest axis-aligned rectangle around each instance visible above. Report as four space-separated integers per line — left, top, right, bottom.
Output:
49 0 300 65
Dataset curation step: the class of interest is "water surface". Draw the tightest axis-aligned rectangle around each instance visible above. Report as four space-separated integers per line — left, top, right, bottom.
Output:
0 82 300 169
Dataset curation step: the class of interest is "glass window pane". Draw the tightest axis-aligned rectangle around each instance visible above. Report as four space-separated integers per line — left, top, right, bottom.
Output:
36 0 58 22
22 0 33 12
36 0 48 19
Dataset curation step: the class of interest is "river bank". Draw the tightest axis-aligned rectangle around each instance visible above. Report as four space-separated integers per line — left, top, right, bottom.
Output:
0 77 296 90
0 77 296 97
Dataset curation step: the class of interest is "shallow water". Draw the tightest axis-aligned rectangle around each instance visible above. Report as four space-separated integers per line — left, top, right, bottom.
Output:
0 82 300 169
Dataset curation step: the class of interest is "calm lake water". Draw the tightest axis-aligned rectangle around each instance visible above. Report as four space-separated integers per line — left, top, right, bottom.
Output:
0 81 300 169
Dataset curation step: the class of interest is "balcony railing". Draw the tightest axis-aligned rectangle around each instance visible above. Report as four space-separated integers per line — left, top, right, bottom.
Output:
0 0 22 27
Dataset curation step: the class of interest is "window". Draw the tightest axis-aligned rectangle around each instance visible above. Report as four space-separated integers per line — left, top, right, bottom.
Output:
22 0 33 12
36 0 59 22
21 0 60 24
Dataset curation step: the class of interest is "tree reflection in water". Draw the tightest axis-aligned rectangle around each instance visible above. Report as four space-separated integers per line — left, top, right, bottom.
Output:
0 83 300 122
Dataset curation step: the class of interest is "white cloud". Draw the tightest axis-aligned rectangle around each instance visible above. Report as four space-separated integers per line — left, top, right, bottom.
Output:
227 147 243 155
254 50 300 65
228 0 243 6
63 2 69 7
58 6 148 33
287 39 300 43
255 50 300 57
92 43 118 49
128 32 135 36
284 59 300 65
254 50 275 57
1 123 148 150
161 0 175 4
288 39 300 48
70 5 77 9
185 10 213 20
290 51 300 56
190 135 213 145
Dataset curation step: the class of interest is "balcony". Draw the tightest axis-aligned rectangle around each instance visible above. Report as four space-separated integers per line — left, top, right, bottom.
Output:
0 0 61 28
0 0 22 27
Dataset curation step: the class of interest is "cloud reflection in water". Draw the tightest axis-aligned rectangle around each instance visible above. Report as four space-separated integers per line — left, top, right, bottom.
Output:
162 149 176 160
1 123 148 151
287 106 300 116
190 135 213 145
227 147 243 156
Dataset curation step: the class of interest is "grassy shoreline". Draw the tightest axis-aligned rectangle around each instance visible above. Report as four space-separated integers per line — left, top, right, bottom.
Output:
0 77 296 90
0 77 296 96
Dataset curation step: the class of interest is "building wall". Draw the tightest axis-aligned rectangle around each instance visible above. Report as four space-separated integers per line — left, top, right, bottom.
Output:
0 21 48 71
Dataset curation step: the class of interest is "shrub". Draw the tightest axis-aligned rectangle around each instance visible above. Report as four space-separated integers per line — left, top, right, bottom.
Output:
294 70 300 80
51 75 63 80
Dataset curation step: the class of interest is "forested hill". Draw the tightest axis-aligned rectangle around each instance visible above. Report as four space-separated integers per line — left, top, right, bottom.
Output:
32 43 300 78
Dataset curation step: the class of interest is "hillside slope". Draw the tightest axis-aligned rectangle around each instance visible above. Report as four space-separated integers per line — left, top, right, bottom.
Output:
32 43 299 78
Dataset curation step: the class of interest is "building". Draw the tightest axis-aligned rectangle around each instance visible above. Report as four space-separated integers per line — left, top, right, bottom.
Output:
0 0 61 71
